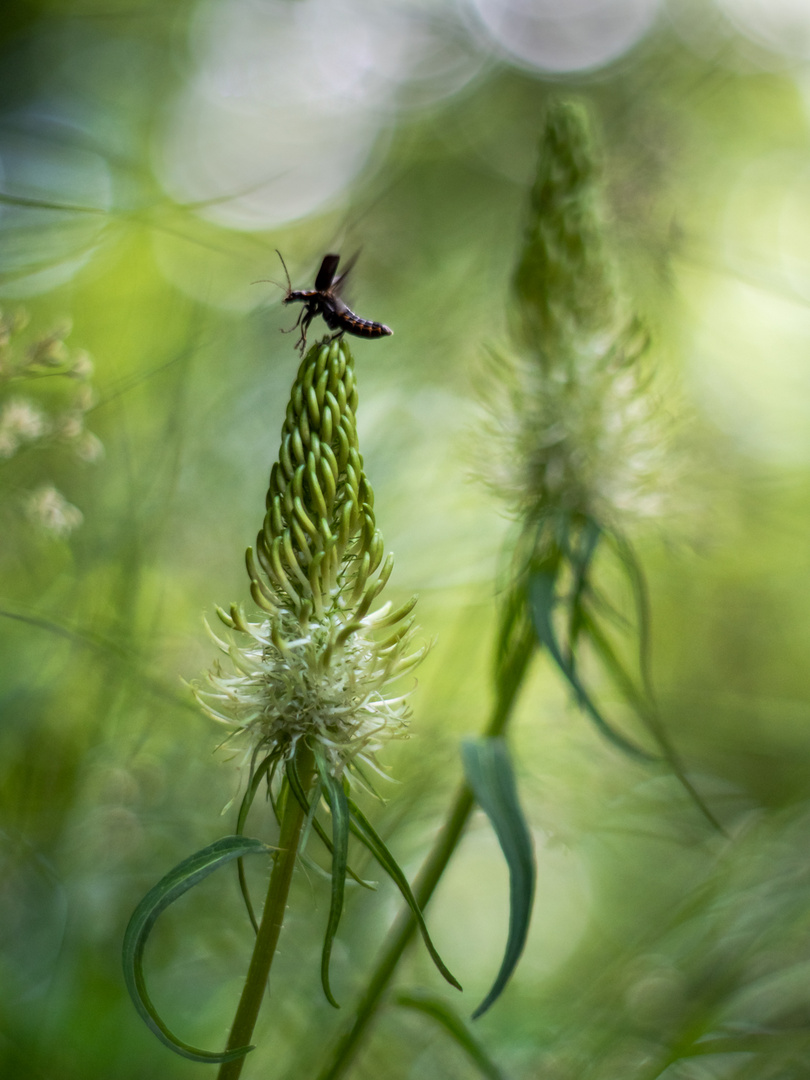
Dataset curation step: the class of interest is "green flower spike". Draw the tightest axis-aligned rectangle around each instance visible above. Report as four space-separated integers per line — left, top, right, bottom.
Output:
124 337 458 1079
197 336 425 780
490 100 720 824
492 100 664 530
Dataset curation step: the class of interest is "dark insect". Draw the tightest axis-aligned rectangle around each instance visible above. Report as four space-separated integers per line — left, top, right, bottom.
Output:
275 251 393 355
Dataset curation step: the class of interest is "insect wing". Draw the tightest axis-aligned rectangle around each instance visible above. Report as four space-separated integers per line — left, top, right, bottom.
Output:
331 250 360 297
314 254 340 292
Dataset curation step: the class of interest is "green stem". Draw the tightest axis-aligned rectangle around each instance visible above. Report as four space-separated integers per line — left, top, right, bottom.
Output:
316 619 536 1080
218 743 316 1080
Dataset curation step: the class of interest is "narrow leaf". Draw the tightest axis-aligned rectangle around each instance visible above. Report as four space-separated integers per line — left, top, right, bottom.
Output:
461 738 535 1019
236 753 279 932
583 608 724 833
606 528 655 698
286 759 375 890
528 568 652 759
314 754 350 1008
396 990 506 1080
346 797 462 992
122 835 269 1063
683 1032 810 1057
565 517 601 661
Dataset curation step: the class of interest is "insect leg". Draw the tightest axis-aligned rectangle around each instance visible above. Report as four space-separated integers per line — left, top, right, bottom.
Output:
297 308 315 355
281 305 306 335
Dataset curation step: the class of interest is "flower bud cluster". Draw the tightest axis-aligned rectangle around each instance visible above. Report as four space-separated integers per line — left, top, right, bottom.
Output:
197 339 425 778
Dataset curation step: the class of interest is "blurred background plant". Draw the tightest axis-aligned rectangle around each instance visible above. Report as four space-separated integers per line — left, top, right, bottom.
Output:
0 309 100 535
4 1 810 1079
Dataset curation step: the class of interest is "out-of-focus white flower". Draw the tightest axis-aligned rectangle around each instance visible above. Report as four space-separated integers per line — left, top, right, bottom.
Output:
0 397 48 458
74 431 104 462
70 350 94 379
27 320 73 368
59 412 85 441
0 314 101 540
25 485 83 536
487 324 667 527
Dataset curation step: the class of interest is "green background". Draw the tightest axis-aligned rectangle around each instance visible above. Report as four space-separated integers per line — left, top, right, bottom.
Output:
3 2 810 1077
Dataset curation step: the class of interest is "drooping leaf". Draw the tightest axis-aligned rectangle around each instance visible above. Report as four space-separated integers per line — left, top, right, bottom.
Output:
285 759 375 890
461 737 535 1019
122 835 270 1063
346 797 462 991
564 516 601 660
605 527 654 696
582 604 724 833
580 608 648 719
396 989 506 1080
236 753 279 931
313 752 350 1008
528 566 652 759
347 757 385 803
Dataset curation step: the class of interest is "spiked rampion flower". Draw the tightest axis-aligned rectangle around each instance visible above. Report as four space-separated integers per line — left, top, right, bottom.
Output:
124 339 457 1075
196 338 425 779
485 100 667 530
477 100 688 765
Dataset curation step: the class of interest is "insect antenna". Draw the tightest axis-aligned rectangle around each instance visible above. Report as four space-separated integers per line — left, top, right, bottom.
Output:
275 249 292 294
251 250 294 297
251 276 287 293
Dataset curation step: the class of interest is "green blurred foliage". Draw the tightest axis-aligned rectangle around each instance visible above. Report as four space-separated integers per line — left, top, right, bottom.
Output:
3 2 810 1078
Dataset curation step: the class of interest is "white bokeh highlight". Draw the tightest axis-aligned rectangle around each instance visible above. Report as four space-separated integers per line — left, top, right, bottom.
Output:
682 149 810 465
464 0 662 74
0 115 111 298
154 0 483 231
716 0 810 60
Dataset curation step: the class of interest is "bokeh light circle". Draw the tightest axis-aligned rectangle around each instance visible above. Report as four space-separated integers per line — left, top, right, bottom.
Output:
465 0 662 74
155 0 484 231
0 113 111 298
716 0 810 60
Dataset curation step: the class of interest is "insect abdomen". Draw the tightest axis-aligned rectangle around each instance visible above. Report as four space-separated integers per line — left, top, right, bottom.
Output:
333 307 393 339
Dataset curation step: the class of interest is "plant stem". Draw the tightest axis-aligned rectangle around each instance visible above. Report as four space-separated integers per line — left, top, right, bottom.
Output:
316 620 536 1080
218 743 316 1080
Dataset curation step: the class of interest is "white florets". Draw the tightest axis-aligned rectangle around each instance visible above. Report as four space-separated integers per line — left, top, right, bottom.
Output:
196 603 420 778
484 329 669 527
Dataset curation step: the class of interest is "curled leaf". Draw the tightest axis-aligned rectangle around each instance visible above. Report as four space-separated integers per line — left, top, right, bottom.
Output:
122 835 270 1063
